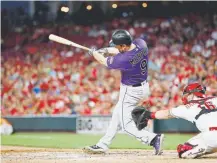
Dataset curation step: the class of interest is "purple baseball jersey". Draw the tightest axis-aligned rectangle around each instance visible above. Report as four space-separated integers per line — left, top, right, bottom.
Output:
107 38 148 85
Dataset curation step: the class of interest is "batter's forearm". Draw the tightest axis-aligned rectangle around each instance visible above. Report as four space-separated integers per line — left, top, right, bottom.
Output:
105 47 119 55
97 47 119 57
92 51 107 66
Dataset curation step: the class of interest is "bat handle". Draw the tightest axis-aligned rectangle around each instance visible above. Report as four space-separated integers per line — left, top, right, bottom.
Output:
69 44 91 51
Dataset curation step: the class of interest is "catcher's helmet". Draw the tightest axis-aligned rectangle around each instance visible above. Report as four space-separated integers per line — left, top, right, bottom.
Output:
111 30 132 46
182 82 206 104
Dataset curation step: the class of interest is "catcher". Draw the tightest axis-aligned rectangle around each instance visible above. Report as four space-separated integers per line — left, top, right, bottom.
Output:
132 82 217 159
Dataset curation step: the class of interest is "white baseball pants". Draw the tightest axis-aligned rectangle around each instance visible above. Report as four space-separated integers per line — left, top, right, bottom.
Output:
182 111 217 158
182 131 217 158
97 81 157 150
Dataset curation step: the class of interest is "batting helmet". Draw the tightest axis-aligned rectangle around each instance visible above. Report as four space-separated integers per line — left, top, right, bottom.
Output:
111 30 132 46
109 40 115 47
182 82 206 104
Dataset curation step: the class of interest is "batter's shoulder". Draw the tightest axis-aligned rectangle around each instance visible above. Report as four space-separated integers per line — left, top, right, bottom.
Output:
134 38 147 43
133 38 147 49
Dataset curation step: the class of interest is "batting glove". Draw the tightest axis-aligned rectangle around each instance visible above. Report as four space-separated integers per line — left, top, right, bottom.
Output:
88 48 96 56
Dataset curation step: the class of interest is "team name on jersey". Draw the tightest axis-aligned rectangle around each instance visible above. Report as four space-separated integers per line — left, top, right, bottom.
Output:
129 48 147 65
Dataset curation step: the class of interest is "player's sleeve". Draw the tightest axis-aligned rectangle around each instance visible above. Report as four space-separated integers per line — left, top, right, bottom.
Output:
210 97 217 108
169 105 193 123
134 38 148 50
106 55 132 70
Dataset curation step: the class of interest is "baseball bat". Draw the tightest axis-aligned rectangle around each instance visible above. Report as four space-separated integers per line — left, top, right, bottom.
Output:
49 34 91 51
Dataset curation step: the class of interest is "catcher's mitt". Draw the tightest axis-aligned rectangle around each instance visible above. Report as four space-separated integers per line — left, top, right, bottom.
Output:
131 106 151 130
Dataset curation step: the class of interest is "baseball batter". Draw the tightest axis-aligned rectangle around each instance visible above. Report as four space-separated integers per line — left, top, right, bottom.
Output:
132 82 217 158
83 30 164 154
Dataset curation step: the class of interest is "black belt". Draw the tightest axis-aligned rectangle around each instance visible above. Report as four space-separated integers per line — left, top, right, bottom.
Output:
131 80 147 87
132 83 142 87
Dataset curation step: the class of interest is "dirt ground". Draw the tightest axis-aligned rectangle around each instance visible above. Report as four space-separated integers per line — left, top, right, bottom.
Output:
1 146 217 163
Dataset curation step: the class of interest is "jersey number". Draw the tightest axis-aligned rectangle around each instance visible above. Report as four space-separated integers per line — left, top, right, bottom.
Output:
199 101 216 110
140 59 147 75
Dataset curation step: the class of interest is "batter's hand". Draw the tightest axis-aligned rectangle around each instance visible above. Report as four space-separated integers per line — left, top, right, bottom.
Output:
88 48 109 57
88 48 96 56
97 48 109 55
97 48 114 57
99 47 119 57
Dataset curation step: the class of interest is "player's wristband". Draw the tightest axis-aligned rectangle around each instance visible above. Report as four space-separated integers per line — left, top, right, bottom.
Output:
88 48 96 56
146 111 156 119
150 112 156 119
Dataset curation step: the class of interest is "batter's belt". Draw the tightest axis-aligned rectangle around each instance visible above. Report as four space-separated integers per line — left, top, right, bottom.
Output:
128 80 147 87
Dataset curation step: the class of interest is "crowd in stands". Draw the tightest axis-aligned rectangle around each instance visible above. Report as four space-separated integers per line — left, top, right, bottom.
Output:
1 13 217 116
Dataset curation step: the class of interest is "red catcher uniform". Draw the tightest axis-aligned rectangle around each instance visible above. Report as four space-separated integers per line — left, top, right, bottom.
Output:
169 82 217 159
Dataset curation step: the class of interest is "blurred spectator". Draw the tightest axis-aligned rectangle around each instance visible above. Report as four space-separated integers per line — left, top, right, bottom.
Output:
1 13 217 116
0 118 13 135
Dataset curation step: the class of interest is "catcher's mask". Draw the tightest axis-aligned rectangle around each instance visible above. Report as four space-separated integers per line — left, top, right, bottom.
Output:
182 82 206 105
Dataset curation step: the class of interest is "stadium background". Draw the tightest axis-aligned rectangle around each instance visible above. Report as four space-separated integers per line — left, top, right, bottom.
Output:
1 1 217 162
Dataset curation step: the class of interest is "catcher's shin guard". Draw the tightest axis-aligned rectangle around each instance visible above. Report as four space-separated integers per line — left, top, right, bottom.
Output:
177 143 206 159
177 143 194 158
